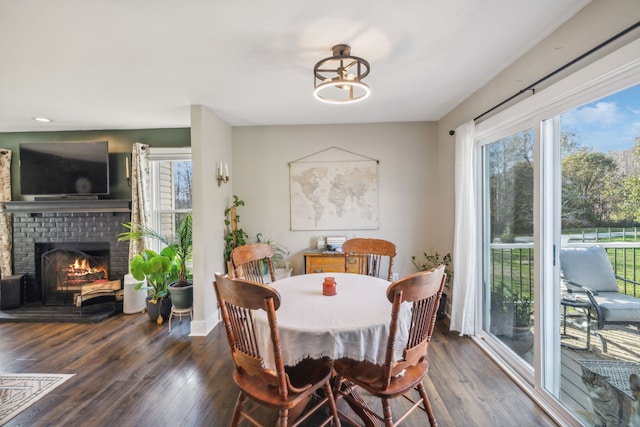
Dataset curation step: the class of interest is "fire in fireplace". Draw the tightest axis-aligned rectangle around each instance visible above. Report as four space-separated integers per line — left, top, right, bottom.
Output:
63 256 107 284
37 243 111 305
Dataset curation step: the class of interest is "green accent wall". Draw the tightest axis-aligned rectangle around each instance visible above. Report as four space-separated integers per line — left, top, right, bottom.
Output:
0 128 190 200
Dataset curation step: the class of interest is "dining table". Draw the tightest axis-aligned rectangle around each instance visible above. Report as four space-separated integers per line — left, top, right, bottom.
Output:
253 272 411 427
253 272 411 371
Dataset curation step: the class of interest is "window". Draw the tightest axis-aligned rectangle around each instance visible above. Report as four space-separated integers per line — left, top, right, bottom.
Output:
148 147 192 253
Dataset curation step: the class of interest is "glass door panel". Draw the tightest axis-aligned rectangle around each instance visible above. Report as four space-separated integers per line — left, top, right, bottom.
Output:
482 128 535 366
555 83 640 426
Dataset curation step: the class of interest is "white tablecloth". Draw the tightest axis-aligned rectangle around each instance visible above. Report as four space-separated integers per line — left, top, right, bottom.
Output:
253 273 410 370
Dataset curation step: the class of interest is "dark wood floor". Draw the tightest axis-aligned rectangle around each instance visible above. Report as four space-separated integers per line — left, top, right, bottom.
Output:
0 312 557 427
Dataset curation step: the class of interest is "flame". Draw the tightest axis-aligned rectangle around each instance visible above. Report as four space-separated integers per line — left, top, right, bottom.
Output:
66 257 108 279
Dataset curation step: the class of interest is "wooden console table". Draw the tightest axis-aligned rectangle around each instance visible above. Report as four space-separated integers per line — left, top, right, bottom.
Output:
304 249 363 274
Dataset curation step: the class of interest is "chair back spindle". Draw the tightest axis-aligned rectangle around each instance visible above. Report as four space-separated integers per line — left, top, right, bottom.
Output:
343 238 397 281
231 243 276 283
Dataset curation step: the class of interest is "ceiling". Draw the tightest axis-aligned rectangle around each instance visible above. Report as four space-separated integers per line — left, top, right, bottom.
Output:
0 0 591 133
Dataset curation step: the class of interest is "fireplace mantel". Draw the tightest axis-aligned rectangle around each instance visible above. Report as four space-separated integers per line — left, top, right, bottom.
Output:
2 199 131 214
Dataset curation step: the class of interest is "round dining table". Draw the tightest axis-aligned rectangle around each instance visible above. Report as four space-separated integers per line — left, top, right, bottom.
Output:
253 272 411 370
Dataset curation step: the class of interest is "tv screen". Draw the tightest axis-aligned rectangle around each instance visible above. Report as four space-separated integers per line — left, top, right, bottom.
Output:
20 141 110 196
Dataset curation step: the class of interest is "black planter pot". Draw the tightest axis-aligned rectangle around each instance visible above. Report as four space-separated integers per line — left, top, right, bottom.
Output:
146 296 172 323
503 326 534 356
169 281 193 309
437 293 448 320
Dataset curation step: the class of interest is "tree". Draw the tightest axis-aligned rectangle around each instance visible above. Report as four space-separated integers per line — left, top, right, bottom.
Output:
608 175 640 223
561 130 582 157
488 130 533 238
606 138 640 223
562 150 616 226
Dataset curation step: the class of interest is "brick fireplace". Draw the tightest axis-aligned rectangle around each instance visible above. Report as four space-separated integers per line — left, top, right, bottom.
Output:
8 200 130 303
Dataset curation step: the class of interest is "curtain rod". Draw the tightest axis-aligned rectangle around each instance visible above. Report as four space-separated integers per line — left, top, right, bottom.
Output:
449 20 640 136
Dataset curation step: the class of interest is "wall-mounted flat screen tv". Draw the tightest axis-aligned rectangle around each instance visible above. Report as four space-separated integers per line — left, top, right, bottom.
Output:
20 141 110 196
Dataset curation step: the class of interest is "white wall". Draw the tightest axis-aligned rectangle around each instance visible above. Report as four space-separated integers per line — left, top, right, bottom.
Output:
231 122 438 278
190 105 231 336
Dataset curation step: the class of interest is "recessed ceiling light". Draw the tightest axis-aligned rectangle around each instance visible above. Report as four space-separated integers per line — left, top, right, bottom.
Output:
32 117 53 123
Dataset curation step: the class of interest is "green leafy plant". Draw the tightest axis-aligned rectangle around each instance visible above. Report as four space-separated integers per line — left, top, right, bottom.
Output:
507 295 533 328
224 195 249 262
118 213 193 286
492 287 533 329
412 250 453 288
128 248 176 301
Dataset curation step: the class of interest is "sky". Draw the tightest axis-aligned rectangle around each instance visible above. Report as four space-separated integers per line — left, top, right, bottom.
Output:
561 83 640 153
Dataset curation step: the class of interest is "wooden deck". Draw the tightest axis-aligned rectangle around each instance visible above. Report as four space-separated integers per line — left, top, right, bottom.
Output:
560 318 640 425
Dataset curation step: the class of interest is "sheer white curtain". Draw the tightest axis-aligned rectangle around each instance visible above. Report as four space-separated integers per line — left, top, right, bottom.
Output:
0 149 12 278
450 120 478 336
128 142 151 263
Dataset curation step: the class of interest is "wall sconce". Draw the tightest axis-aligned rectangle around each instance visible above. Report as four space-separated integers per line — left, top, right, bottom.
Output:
125 155 131 187
217 162 229 187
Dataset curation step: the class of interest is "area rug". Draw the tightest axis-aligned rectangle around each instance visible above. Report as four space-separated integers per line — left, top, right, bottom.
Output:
0 373 74 425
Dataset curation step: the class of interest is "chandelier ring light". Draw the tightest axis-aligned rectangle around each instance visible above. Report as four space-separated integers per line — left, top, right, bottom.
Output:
313 44 371 104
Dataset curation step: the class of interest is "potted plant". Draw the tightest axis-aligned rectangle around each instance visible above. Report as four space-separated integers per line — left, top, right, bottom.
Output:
491 287 534 356
503 295 534 355
224 196 249 273
412 250 453 320
119 213 193 310
128 248 175 324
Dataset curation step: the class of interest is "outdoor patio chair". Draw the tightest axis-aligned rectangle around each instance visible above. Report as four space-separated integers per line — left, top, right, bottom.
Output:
559 246 640 352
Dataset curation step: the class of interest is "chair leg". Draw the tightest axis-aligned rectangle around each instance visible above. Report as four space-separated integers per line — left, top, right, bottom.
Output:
381 398 393 427
231 392 248 427
335 378 377 427
416 382 437 427
595 331 608 352
277 408 288 427
323 381 341 426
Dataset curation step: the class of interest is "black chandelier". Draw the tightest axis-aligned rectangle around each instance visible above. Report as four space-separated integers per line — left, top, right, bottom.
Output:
313 44 371 104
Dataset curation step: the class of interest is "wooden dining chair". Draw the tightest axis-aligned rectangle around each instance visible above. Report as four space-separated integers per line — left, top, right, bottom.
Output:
214 273 341 427
332 266 446 427
342 238 397 281
230 243 276 283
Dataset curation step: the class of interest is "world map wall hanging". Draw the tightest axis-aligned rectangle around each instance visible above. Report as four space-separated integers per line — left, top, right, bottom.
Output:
289 147 379 231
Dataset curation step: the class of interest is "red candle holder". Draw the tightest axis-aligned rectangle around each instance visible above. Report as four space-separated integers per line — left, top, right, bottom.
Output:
322 276 337 296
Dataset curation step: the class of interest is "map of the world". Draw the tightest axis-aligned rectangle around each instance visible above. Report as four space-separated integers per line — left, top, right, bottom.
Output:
289 160 378 230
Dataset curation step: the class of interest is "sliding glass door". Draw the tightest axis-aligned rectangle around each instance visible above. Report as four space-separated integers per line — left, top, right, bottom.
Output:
479 81 640 424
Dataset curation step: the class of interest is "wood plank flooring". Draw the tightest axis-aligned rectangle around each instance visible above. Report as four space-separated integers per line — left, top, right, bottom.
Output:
0 313 557 427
